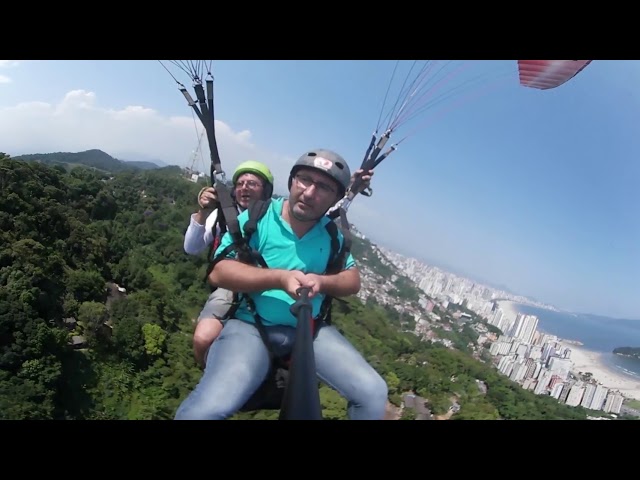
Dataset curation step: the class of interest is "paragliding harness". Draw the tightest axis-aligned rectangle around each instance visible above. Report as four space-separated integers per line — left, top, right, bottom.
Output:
205 198 352 414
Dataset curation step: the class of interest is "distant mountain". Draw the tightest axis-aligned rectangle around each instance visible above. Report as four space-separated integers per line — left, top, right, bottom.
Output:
582 312 640 323
123 160 164 170
112 151 172 168
12 149 164 173
613 346 640 359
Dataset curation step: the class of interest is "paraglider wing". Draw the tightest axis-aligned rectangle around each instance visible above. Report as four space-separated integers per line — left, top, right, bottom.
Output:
518 60 592 90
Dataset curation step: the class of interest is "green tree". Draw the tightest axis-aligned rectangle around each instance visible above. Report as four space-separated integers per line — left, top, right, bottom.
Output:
77 301 109 347
65 268 106 304
142 323 167 357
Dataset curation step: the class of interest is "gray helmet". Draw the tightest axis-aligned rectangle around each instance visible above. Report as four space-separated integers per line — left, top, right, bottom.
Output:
289 149 351 196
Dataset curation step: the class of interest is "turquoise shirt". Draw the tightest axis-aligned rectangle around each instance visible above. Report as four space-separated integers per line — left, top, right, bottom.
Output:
214 197 356 327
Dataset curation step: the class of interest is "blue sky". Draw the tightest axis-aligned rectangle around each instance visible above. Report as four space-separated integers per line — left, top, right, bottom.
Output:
1 60 638 319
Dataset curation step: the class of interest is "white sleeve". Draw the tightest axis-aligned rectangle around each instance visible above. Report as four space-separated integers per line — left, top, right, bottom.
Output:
184 209 219 255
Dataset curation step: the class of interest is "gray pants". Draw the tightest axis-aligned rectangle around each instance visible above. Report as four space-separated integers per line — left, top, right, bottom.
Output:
197 288 234 323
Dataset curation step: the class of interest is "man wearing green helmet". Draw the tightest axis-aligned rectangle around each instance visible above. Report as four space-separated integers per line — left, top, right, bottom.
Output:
176 149 387 420
184 160 274 368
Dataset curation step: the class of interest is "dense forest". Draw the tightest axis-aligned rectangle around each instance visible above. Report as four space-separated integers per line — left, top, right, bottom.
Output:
0 152 600 420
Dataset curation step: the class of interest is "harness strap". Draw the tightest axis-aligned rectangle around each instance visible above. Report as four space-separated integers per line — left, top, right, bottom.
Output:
316 207 352 325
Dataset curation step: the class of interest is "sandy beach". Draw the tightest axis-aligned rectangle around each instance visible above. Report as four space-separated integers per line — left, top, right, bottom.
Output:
496 301 640 401
559 343 640 401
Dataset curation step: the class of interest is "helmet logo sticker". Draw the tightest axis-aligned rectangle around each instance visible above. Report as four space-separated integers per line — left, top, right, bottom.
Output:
313 157 333 171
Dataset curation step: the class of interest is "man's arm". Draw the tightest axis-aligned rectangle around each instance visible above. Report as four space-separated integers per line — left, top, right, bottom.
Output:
208 259 285 293
305 246 361 298
316 266 361 298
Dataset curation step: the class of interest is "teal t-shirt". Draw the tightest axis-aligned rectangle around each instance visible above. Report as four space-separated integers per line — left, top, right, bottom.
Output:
214 197 355 327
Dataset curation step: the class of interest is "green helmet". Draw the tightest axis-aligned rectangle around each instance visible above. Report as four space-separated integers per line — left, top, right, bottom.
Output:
233 160 274 185
232 160 274 199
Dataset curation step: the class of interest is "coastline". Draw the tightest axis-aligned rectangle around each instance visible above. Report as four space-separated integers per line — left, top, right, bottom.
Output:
560 343 640 401
496 301 640 402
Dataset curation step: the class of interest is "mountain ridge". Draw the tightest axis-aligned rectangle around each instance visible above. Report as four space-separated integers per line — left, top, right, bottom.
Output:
11 148 164 173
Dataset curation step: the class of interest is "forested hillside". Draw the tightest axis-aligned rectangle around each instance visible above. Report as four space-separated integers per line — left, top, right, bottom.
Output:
12 149 162 173
0 152 592 420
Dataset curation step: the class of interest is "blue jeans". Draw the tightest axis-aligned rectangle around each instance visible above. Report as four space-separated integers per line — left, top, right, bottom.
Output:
174 318 388 420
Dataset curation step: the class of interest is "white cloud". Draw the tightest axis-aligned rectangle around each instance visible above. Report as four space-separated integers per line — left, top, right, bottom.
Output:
0 60 19 83
0 88 297 195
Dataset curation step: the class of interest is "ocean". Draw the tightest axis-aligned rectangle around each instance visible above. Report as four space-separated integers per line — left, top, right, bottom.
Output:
513 304 640 381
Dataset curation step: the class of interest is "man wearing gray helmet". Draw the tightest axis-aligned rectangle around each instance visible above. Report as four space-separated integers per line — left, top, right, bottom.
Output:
174 148 388 420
